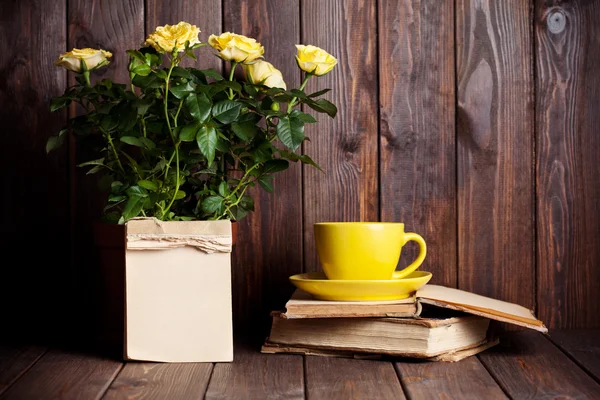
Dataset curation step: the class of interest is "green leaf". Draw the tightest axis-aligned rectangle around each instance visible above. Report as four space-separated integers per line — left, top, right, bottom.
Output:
86 165 104 175
244 83 259 97
298 154 323 172
154 69 168 79
186 92 211 123
278 149 301 162
116 104 138 131
288 89 307 99
77 158 105 167
132 63 151 76
258 176 274 192
266 87 286 96
132 74 161 89
194 167 218 176
100 115 118 132
171 66 192 78
50 96 70 112
305 98 337 118
184 48 197 60
111 181 124 192
239 195 254 211
229 205 248 221
139 137 156 150
218 181 229 197
277 116 305 151
136 98 153 116
122 186 148 221
308 88 331 98
45 129 68 153
290 109 317 123
196 125 217 166
96 102 114 115
252 140 273 163
138 180 158 191
202 69 224 81
215 136 230 153
170 82 194 99
143 192 158 209
211 80 242 94
212 100 241 124
174 190 186 200
108 194 126 202
126 50 147 63
145 53 161 67
179 123 200 142
231 120 258 141
120 136 144 147
263 159 289 174
202 195 224 214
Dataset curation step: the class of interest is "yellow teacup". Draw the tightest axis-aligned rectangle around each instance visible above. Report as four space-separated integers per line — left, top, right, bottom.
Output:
314 222 426 280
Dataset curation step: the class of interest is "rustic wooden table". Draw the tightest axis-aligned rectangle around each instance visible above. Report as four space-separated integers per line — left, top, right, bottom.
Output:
0 330 598 399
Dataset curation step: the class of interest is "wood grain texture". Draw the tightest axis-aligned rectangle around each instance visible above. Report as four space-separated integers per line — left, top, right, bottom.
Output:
0 0 70 340
146 0 221 70
456 0 534 308
68 0 144 338
1 350 122 400
479 331 600 398
302 0 379 272
224 0 302 334
395 357 507 399
205 343 304 399
305 357 406 399
378 0 456 286
535 0 600 329
550 329 600 382
0 346 45 396
104 362 213 399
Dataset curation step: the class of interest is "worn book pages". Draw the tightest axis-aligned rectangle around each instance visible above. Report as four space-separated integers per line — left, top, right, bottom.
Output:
282 290 418 319
267 312 490 357
261 337 499 362
284 285 547 332
416 285 547 333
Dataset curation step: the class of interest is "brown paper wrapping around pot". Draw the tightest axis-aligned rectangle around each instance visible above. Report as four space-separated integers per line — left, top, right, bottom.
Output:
124 218 233 362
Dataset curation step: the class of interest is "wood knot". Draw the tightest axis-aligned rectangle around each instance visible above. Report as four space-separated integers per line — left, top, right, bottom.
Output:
399 130 418 151
339 134 362 155
547 10 566 34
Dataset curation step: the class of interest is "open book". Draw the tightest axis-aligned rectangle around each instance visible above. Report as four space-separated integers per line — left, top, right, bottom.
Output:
262 285 546 361
281 285 547 333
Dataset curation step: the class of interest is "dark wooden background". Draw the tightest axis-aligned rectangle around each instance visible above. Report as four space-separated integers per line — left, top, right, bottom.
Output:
1 0 598 341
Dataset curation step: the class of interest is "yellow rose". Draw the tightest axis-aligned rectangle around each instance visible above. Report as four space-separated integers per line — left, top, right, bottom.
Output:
243 60 286 89
55 48 112 73
144 22 200 53
295 45 337 76
208 32 264 63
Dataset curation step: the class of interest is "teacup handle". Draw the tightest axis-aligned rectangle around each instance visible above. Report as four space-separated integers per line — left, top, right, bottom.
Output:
394 232 427 279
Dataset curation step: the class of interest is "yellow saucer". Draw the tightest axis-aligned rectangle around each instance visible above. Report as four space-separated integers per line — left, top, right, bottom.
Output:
289 271 432 301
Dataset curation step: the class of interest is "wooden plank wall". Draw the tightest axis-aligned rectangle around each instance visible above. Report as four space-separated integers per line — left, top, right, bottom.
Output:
456 0 535 312
1 0 599 338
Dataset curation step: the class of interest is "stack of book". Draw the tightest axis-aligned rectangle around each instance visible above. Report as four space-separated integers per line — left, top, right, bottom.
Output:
262 285 547 362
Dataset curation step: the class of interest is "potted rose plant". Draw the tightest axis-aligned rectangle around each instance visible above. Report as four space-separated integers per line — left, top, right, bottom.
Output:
47 21 337 362
48 22 337 225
